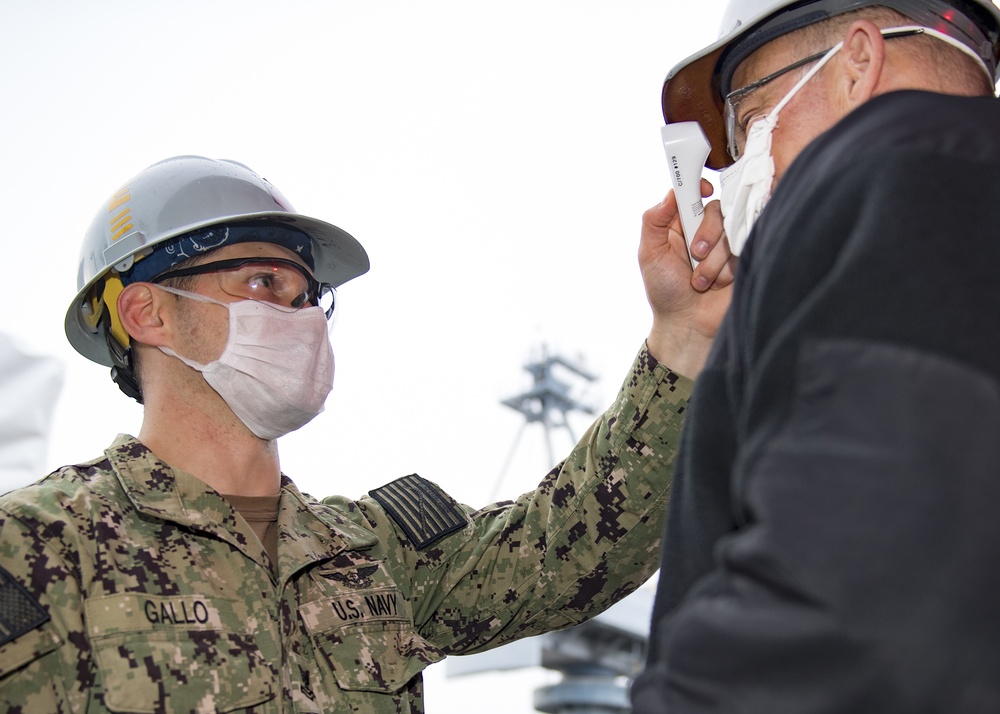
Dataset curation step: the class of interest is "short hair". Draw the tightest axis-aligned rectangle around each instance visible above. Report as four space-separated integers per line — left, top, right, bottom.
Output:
128 252 204 393
791 6 995 95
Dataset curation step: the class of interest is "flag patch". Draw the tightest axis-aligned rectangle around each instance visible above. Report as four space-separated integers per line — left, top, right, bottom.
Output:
369 474 469 549
0 565 50 647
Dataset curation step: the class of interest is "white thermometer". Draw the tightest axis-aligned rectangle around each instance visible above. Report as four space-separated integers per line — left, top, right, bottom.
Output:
660 122 711 268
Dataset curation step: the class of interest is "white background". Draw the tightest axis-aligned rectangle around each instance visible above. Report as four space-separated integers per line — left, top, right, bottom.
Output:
0 2 727 711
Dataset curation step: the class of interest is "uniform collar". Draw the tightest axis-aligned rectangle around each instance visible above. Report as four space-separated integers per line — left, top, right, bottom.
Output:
105 435 378 577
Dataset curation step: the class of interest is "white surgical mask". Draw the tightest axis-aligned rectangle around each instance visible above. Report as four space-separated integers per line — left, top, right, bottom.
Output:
720 41 843 256
156 285 334 440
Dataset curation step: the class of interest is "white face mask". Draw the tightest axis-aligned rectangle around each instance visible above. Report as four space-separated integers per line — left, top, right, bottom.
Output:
719 113 779 257
720 41 843 256
156 285 335 441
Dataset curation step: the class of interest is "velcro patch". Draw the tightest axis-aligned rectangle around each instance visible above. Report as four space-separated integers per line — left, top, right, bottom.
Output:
369 474 468 549
0 564 50 647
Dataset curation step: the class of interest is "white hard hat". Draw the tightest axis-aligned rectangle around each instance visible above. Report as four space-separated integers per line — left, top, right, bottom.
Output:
662 0 1000 168
65 156 370 399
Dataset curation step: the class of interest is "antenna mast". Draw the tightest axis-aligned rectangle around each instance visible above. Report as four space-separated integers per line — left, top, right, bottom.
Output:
494 345 596 501
450 344 652 714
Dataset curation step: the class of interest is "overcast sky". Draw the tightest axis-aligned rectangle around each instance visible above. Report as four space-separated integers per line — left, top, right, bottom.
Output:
0 1 727 710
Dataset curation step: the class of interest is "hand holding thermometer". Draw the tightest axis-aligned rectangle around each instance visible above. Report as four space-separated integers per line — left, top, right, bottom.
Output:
660 122 711 268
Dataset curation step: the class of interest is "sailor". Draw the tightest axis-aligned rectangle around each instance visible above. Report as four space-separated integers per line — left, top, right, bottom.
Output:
0 154 732 712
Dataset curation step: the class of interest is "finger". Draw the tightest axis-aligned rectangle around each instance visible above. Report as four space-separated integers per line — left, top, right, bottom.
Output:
689 200 725 261
640 191 688 259
639 191 694 278
698 245 737 291
687 201 728 290
700 178 716 199
642 190 680 233
705 213 738 288
691 201 737 291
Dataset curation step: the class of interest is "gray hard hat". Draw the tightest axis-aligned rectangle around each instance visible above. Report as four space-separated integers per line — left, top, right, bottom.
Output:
65 155 370 369
662 0 1000 169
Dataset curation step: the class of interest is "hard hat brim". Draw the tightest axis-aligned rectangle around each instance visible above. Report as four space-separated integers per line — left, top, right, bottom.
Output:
662 45 731 170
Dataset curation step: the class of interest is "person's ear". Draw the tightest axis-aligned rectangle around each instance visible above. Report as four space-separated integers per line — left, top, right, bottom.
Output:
839 20 886 108
117 283 172 347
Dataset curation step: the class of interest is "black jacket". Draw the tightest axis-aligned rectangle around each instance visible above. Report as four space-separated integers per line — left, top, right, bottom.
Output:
633 90 1000 712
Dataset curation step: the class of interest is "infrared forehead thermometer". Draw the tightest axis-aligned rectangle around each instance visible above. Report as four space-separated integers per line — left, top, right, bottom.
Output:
660 122 711 268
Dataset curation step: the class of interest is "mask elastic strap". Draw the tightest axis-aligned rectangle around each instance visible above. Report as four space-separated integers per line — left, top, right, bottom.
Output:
770 42 845 119
889 24 995 85
769 22 995 122
158 344 213 372
154 283 229 308
153 284 227 372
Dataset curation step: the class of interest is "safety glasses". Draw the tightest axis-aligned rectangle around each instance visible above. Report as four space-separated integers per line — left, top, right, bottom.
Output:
153 257 337 319
724 48 830 161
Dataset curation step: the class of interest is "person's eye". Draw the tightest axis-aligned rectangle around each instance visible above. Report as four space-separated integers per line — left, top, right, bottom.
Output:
738 108 761 134
743 109 777 143
246 272 278 292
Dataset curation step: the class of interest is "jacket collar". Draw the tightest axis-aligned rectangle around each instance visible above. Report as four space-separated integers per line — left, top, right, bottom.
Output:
105 434 378 578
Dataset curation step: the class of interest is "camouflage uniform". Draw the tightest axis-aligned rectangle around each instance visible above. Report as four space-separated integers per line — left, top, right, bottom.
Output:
0 346 690 714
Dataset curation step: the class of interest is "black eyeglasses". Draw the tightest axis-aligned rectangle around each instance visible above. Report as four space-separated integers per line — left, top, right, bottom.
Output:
724 28 925 160
153 257 337 318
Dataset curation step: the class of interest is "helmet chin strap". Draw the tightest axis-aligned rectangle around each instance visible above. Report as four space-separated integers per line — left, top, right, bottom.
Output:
103 312 143 403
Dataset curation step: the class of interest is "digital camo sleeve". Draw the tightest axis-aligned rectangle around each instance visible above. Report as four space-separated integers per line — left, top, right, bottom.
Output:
352 343 693 655
0 507 85 711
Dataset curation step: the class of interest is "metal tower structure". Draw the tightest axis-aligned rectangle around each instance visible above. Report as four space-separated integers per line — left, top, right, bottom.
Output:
491 345 596 502
450 345 653 714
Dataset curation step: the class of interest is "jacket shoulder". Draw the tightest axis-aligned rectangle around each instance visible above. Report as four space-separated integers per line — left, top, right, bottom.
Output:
367 474 471 549
319 475 472 550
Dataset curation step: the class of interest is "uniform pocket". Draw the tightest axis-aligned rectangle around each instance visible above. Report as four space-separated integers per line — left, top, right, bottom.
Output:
299 588 443 693
86 593 276 713
93 630 275 713
312 621 441 693
0 621 62 678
